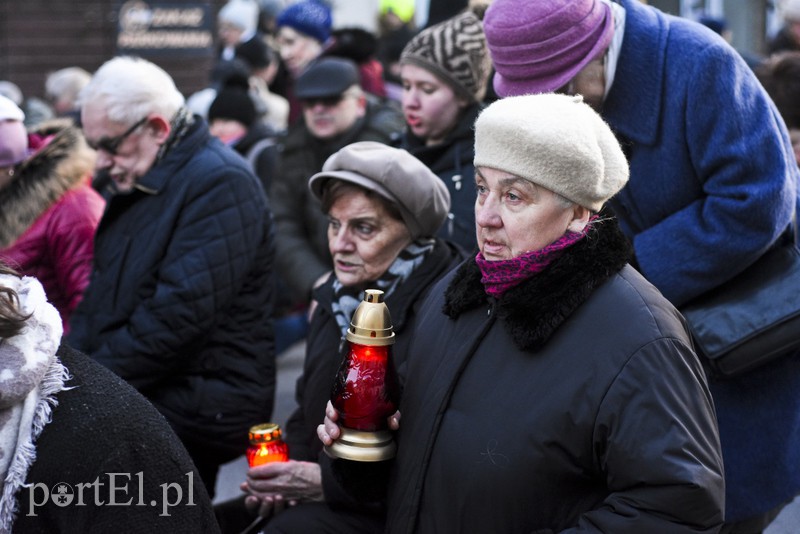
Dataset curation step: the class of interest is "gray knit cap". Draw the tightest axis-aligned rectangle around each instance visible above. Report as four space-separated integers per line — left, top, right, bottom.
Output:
473 94 629 211
400 10 492 103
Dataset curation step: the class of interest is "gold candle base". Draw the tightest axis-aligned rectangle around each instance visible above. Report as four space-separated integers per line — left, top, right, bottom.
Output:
325 426 396 462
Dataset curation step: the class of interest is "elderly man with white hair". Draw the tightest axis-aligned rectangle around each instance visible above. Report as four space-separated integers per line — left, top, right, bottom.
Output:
68 56 277 498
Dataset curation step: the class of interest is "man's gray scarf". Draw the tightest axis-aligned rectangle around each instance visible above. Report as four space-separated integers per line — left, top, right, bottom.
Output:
154 106 195 164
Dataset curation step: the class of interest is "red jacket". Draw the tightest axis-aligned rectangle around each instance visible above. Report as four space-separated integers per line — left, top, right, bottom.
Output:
0 122 104 334
1 184 104 333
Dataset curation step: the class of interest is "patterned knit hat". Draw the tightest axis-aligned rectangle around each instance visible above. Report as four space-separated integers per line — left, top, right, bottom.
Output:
474 94 628 211
400 9 492 103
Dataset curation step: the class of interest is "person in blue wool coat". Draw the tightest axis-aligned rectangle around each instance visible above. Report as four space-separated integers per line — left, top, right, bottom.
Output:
483 0 800 532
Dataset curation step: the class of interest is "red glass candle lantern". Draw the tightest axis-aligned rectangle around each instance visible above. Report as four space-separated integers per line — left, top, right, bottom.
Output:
326 289 399 461
246 423 289 467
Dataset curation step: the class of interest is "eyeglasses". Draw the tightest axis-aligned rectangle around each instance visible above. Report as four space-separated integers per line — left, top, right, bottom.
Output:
89 116 148 155
301 95 345 108
555 52 608 97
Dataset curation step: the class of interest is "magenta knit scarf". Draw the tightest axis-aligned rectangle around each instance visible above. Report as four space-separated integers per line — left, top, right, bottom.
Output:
476 226 590 298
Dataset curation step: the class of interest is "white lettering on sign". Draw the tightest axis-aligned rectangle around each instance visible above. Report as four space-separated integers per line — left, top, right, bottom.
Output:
118 30 213 48
151 8 205 27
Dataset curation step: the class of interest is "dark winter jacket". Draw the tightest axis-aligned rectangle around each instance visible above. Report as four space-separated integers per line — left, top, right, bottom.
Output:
284 238 464 462
0 122 104 333
232 121 279 195
271 99 405 298
332 218 725 533
400 104 481 255
67 120 275 456
14 345 220 533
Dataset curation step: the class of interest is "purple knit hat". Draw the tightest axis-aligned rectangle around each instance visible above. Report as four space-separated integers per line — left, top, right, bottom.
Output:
484 0 614 97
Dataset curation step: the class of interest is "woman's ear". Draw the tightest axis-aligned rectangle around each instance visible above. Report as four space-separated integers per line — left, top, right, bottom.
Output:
567 205 592 233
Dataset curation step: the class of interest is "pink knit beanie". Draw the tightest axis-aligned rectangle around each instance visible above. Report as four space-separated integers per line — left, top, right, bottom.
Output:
484 0 614 97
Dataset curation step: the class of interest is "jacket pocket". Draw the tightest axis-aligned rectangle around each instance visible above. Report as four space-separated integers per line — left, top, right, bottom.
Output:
96 234 132 309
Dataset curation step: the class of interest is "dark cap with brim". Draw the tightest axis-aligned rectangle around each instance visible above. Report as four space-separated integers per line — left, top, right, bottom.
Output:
295 57 360 100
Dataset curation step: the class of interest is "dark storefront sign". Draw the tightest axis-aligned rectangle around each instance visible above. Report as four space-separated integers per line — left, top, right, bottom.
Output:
117 0 214 57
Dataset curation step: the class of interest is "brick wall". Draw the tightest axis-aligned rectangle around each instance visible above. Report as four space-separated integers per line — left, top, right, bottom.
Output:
0 0 226 102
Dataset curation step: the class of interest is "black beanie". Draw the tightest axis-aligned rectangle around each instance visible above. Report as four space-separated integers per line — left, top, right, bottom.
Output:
235 36 272 70
208 87 256 127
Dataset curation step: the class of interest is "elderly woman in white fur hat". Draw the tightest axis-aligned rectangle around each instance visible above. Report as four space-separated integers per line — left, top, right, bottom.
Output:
320 93 725 533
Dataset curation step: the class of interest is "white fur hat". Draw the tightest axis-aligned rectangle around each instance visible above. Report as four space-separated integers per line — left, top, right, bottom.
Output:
219 0 260 34
0 94 24 122
473 93 629 211
0 94 28 167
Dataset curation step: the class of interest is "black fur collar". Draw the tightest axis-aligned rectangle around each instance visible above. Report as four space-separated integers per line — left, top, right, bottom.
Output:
443 215 633 352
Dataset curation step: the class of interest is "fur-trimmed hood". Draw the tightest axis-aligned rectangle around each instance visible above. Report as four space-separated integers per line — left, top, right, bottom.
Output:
443 213 633 352
0 120 95 247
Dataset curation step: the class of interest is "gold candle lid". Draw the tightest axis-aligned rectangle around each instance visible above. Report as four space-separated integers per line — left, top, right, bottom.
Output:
249 423 283 443
346 289 396 346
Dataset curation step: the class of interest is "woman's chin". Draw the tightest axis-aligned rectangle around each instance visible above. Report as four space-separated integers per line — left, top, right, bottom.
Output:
334 271 363 288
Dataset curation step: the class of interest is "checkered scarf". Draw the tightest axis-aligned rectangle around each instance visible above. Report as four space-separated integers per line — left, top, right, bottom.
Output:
0 275 67 531
330 238 435 338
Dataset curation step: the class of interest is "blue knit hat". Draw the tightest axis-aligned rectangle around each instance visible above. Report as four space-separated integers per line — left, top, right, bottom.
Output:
277 0 332 44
